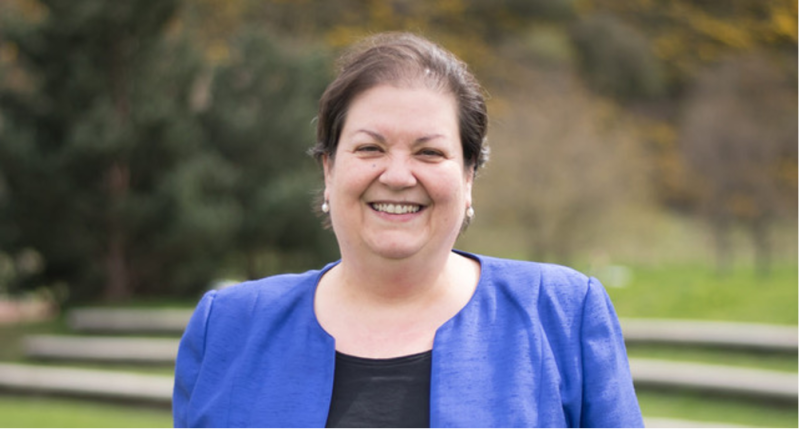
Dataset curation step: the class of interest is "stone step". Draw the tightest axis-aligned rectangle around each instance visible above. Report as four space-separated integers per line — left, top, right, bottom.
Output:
19 335 799 402
68 308 192 335
68 309 799 354
630 358 797 402
0 363 172 405
24 335 178 365
0 363 765 427
621 319 798 353
644 417 744 428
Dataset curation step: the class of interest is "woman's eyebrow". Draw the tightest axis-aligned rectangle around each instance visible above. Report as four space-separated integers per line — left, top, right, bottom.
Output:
413 134 445 145
354 129 386 143
355 129 445 144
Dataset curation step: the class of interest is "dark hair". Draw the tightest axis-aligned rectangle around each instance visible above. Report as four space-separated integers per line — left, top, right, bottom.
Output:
311 32 489 173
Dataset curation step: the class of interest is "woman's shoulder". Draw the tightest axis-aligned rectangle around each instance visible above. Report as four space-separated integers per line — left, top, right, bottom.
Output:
470 252 590 290
468 252 605 338
465 251 593 309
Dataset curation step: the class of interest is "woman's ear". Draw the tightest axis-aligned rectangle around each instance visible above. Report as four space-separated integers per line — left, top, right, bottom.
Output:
322 154 333 193
464 168 474 208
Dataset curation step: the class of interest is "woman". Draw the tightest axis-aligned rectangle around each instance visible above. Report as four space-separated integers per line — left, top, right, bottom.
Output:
173 32 643 428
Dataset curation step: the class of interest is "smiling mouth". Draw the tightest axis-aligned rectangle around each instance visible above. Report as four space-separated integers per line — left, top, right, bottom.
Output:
370 203 423 214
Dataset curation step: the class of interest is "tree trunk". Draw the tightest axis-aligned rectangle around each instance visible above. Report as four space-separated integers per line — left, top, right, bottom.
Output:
104 162 131 302
104 36 132 301
751 217 772 278
712 217 732 276
246 248 259 281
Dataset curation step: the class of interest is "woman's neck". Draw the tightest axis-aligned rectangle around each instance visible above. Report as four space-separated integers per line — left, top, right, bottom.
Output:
314 250 480 358
334 250 454 306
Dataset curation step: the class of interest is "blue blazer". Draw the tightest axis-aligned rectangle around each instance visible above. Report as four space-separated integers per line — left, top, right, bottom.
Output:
173 251 643 427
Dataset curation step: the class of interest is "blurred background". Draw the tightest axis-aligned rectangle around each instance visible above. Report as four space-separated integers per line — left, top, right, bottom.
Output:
0 0 796 427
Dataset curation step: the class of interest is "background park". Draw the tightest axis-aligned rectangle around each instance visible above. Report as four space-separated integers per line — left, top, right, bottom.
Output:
0 0 796 427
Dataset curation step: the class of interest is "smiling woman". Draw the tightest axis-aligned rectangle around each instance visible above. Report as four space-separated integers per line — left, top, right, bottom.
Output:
172 32 644 428
323 85 469 267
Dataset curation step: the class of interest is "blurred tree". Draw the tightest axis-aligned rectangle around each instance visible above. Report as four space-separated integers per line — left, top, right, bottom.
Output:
211 0 565 83
576 0 798 93
570 13 664 100
574 0 797 220
679 52 797 275
0 0 240 301
198 29 337 279
480 73 647 263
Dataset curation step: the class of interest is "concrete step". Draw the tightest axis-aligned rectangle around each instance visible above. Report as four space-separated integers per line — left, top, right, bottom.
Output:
0 363 753 427
68 308 192 335
19 335 798 402
24 335 178 365
0 363 172 405
644 417 744 428
629 358 797 402
621 319 798 353
68 309 798 354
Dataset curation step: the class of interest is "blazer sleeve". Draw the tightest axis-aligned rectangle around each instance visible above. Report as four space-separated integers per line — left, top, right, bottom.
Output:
579 277 644 428
173 290 217 428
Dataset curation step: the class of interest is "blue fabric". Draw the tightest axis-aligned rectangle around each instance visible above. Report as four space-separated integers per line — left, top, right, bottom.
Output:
173 251 643 428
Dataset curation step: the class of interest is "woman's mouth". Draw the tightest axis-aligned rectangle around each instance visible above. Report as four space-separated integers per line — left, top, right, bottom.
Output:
370 203 423 214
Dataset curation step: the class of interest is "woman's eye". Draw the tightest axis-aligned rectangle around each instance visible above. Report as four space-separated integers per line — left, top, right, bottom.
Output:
355 145 382 153
419 149 444 157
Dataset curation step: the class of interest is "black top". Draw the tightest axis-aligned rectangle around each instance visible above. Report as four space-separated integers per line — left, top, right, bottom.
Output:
325 350 432 428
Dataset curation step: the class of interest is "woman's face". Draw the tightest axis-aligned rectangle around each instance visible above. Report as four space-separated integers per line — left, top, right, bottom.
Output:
323 84 473 262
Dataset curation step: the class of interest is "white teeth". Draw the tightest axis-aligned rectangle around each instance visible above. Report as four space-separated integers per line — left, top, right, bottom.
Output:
371 203 421 214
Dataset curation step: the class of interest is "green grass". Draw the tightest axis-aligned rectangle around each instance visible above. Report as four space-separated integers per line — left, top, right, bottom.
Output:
603 263 798 325
637 389 798 428
0 396 172 428
0 318 72 362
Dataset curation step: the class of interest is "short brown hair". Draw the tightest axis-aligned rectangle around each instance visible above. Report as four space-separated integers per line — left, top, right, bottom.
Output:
311 32 489 173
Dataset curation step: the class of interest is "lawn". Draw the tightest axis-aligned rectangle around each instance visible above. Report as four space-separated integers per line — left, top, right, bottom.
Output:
0 396 172 428
637 389 798 428
600 261 799 427
602 262 798 325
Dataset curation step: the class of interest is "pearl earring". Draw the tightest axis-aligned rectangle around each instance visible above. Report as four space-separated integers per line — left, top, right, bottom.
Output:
466 206 475 219
321 201 330 214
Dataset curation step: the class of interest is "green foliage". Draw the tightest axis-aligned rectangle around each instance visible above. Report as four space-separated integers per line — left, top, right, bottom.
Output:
0 0 795 300
0 1 336 301
199 29 338 279
0 0 207 301
571 13 664 100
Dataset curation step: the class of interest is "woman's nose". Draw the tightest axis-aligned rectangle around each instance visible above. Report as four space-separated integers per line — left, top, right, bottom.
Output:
378 155 417 189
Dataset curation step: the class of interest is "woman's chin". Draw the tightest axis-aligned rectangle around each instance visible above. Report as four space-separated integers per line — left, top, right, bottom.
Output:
370 245 422 261
363 236 427 261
